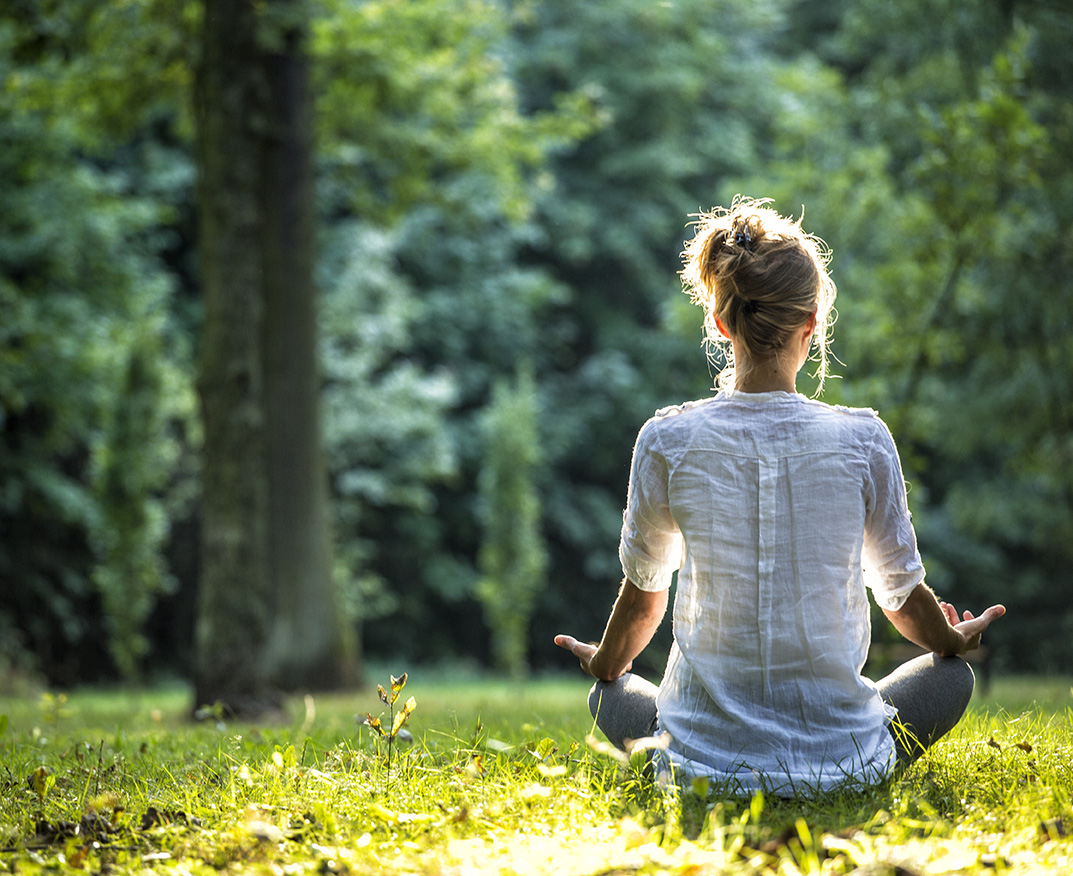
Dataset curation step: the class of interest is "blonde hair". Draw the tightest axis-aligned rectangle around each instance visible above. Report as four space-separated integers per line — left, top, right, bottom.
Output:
680 197 837 394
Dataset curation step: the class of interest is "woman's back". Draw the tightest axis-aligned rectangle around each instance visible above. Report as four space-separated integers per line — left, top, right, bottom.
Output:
623 390 924 792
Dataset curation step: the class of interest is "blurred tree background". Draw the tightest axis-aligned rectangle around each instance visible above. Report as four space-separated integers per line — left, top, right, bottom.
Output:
2 0 1070 693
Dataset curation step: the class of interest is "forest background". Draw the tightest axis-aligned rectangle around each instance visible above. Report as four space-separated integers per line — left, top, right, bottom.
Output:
2 0 1071 700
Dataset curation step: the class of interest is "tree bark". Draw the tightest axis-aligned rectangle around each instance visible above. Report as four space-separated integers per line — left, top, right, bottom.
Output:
259 6 359 689
193 0 276 716
193 0 358 715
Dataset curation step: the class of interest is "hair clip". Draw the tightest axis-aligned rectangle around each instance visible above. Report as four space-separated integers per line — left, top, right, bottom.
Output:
733 228 754 251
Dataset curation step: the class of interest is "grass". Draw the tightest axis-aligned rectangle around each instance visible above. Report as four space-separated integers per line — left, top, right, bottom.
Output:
1 672 1071 875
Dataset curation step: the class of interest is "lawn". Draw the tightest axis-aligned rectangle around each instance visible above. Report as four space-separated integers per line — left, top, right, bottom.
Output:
1 670 1071 874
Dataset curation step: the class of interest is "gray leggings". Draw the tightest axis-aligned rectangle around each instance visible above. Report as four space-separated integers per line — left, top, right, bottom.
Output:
588 652 975 768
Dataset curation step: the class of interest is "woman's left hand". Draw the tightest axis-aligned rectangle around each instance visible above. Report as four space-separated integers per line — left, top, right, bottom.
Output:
554 581 664 681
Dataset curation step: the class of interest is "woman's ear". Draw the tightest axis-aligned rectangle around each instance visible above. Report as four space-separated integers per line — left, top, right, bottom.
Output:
715 316 731 339
805 310 818 335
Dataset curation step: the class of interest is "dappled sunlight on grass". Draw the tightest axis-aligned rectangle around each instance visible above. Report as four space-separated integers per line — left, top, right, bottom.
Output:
1 674 1071 874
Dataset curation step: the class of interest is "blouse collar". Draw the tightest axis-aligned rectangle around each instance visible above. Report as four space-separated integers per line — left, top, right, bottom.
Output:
718 388 805 403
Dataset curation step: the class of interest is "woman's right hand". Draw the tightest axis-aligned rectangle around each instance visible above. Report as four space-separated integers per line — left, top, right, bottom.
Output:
940 601 1007 655
883 584 1006 658
554 634 632 680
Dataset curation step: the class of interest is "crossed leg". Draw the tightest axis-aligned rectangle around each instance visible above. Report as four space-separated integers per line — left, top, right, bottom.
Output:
587 653 975 768
587 673 659 751
876 652 976 765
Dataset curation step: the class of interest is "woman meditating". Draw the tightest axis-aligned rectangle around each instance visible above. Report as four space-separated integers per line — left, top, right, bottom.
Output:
555 198 1005 794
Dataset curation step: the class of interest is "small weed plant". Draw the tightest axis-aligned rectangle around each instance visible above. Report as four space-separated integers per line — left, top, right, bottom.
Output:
363 672 416 772
0 676 1071 874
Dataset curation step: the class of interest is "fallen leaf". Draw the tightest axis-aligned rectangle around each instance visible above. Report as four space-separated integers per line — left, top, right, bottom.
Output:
68 843 90 869
1040 818 1069 839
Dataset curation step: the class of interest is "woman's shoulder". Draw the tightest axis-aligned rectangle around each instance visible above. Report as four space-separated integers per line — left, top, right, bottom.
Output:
632 396 719 452
651 395 720 420
807 400 903 455
811 399 881 422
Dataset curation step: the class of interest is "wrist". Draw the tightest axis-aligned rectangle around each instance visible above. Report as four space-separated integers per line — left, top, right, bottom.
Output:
589 647 626 681
940 627 965 657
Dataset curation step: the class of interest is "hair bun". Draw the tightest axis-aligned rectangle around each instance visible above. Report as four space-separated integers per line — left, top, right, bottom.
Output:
680 196 837 393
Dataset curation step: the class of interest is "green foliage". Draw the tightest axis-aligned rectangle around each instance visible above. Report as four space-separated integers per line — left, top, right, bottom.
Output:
319 223 458 624
311 0 583 659
476 367 548 678
3 0 197 148
0 8 196 681
312 0 590 223
308 0 594 665
89 324 188 679
5 0 1073 680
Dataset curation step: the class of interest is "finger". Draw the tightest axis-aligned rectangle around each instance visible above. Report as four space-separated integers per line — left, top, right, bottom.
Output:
956 620 993 641
973 605 1005 630
960 605 1006 633
941 602 958 625
571 641 598 660
962 609 975 622
554 635 577 651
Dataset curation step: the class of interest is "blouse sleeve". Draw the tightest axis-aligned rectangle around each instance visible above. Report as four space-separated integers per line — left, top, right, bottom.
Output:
862 418 926 611
618 418 683 592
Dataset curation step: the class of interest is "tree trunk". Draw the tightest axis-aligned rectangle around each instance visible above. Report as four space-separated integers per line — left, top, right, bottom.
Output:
259 6 359 689
193 0 358 715
193 0 276 716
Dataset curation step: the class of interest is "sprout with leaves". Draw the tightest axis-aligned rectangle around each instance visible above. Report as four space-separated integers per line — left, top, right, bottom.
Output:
364 673 416 772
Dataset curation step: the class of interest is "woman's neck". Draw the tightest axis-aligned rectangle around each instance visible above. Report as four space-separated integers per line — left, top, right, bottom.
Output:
731 333 808 394
732 352 799 394
734 370 797 394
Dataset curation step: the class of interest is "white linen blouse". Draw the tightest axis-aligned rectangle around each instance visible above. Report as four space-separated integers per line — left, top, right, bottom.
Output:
618 390 925 794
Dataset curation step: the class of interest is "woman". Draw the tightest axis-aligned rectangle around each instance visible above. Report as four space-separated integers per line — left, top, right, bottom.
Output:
555 198 1005 794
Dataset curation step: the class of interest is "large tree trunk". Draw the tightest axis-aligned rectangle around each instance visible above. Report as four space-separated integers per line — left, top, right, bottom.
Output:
260 9 359 689
193 0 275 717
193 0 357 716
